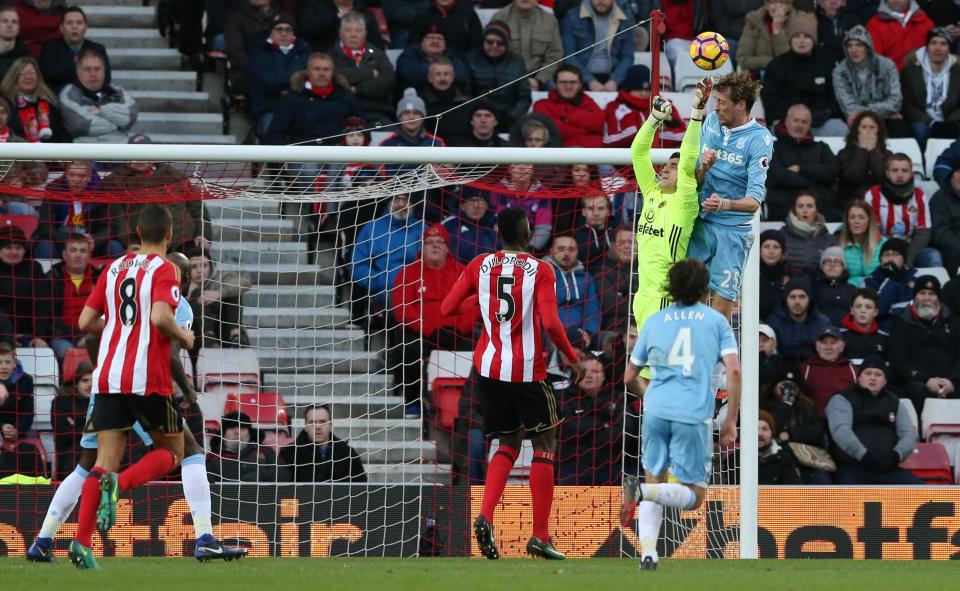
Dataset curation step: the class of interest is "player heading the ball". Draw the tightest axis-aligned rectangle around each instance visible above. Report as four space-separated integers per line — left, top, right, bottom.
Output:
621 258 741 571
441 207 584 561
689 71 772 319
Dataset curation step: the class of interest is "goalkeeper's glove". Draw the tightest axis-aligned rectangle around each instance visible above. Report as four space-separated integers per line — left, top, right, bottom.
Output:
692 76 713 121
650 96 672 123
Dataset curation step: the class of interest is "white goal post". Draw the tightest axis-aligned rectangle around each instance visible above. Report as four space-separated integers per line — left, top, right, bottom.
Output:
0 142 759 559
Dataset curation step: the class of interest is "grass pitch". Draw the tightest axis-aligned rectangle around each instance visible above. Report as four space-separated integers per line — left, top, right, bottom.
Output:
1 557 955 591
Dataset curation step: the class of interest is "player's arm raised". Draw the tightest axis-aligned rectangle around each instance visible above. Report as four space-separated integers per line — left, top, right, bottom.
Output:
630 101 665 197
678 79 709 196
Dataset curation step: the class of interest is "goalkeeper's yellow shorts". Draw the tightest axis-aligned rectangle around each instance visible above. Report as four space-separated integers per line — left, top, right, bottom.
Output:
633 292 672 381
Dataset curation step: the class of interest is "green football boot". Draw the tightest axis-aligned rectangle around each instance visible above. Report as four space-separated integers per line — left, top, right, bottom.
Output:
68 541 100 570
96 472 119 532
526 536 565 560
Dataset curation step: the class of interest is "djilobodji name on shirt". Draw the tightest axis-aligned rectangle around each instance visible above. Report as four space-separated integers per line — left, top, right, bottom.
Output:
480 253 537 276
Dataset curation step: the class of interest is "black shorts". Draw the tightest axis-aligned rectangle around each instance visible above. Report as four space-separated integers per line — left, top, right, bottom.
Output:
84 394 184 437
474 371 561 436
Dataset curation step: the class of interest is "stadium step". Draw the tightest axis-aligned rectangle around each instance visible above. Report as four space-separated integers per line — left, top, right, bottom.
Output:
147 133 238 145
351 440 437 464
209 218 296 242
127 91 212 113
257 349 383 374
246 327 365 349
211 241 309 266
133 112 223 135
82 0 145 7
112 70 196 92
85 6 156 28
244 306 352 329
263 372 395 399
88 28 167 49
204 199 282 218
215 263 334 286
110 48 181 70
242 285 337 308
364 462 451 485
293 418 420 443
320 394 405 420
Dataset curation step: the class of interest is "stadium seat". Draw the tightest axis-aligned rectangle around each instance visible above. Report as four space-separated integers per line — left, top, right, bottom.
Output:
920 398 960 440
18 348 59 431
915 267 950 287
178 347 195 391
633 51 673 90
0 214 38 240
224 391 289 428
62 348 91 384
385 49 401 69
887 138 925 178
426 350 473 390
431 377 467 430
759 221 785 232
662 91 693 119
925 138 954 180
33 258 59 274
817 136 846 156
489 438 534 482
673 51 733 92
195 348 260 390
902 400 919 434
900 442 952 484
476 8 497 28
932 434 960 468
371 131 392 146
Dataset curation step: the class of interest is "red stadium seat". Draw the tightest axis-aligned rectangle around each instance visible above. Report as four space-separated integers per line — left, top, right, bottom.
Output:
224 391 289 428
0 214 38 240
900 442 952 484
431 377 466 430
196 348 260 390
62 348 92 384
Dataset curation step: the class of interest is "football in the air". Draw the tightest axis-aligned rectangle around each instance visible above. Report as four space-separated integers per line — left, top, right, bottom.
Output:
690 32 730 71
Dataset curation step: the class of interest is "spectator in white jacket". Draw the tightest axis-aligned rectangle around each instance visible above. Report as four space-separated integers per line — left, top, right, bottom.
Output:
58 47 136 143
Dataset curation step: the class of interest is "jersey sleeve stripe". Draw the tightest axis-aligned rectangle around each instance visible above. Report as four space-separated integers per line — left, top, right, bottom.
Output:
497 259 514 381
720 347 739 357
478 255 496 377
520 258 537 382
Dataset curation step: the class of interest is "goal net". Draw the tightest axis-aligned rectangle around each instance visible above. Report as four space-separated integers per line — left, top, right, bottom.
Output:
0 143 757 559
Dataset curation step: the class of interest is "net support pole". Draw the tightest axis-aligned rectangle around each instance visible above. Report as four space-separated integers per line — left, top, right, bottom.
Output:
649 9 665 98
738 212 761 559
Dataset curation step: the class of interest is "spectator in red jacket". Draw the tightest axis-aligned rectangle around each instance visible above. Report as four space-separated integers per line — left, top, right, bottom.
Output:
390 224 477 418
532 63 604 148
14 1 62 59
602 65 686 149
45 233 101 361
866 0 935 70
800 326 859 416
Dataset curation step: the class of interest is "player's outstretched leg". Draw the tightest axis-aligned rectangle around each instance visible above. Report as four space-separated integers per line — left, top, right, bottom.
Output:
27 465 90 562
182 432 248 561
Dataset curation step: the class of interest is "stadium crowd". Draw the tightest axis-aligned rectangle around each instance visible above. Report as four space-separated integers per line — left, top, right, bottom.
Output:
2 0 960 488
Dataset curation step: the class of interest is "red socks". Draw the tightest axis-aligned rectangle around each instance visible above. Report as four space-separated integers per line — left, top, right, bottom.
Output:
74 468 105 547
480 445 518 520
118 449 176 491
530 451 555 541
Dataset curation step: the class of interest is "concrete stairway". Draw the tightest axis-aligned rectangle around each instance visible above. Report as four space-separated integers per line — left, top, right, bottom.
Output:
78 0 237 144
207 198 447 484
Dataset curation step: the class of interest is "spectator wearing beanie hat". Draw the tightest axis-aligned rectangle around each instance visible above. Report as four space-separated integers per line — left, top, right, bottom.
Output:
866 0 934 71
533 63 604 148
465 20 530 129
442 185 498 264
395 22 470 94
762 11 847 135
0 224 50 348
812 246 858 325
900 27 960 150
247 14 311 139
409 0 483 57
381 87 445 146
390 223 477 416
827 353 921 484
602 64 687 149
758 409 803 485
737 0 813 73
864 236 919 330
888 273 960 415
760 228 792 320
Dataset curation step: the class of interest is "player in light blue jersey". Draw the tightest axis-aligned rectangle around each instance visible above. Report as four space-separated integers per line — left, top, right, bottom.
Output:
28 253 245 564
619 259 741 571
690 71 773 319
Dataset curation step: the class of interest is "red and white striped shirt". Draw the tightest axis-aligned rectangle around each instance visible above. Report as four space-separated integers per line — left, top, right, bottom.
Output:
460 251 557 382
864 185 930 239
86 254 180 396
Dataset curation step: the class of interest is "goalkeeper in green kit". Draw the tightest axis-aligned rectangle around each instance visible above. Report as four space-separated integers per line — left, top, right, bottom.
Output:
631 78 716 386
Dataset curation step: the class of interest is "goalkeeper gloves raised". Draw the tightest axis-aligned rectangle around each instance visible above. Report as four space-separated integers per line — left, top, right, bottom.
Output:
651 96 672 123
691 77 713 121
